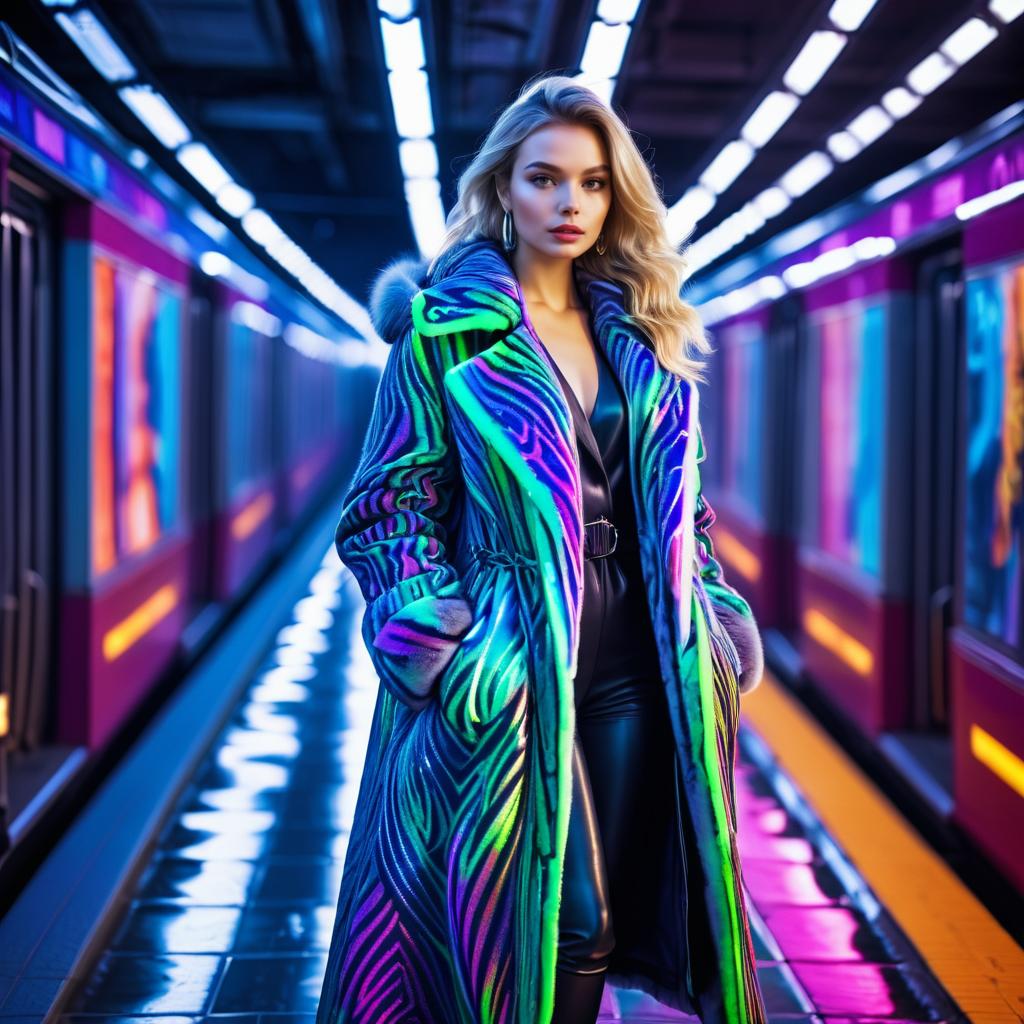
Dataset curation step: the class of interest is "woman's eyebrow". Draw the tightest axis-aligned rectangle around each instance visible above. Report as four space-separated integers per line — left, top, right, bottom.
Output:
524 161 610 174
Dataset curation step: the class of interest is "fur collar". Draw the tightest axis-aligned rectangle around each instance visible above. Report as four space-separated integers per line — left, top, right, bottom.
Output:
368 237 630 346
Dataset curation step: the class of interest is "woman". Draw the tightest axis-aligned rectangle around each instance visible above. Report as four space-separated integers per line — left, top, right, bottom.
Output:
317 75 766 1024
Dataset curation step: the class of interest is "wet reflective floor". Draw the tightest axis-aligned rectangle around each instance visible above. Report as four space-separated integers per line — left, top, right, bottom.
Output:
60 555 961 1023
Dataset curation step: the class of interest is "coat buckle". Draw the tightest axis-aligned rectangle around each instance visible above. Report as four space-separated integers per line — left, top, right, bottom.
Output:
584 516 618 559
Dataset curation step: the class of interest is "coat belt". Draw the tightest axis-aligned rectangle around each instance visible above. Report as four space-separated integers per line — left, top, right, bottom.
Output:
471 515 634 571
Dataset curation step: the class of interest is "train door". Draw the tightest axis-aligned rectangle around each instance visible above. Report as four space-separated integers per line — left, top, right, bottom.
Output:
0 170 57 849
768 295 804 637
185 278 215 611
884 247 962 811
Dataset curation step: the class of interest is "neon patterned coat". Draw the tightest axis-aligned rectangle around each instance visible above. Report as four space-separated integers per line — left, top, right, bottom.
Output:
317 237 767 1024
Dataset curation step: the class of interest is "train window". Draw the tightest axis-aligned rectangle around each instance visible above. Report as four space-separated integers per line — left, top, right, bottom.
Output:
962 254 1024 649
91 251 184 577
224 313 275 500
717 318 766 520
807 300 887 577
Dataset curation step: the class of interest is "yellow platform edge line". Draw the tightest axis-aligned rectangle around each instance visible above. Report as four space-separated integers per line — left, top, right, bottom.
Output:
742 673 1024 1021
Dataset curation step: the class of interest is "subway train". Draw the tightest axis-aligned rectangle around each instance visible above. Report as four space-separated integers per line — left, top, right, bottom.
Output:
4 10 1022 922
0 33 372 857
686 103 1024 895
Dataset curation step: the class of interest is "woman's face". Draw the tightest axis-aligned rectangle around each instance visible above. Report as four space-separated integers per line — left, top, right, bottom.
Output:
499 122 612 260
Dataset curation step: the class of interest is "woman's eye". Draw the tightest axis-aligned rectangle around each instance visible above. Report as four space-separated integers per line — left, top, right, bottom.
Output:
530 175 607 189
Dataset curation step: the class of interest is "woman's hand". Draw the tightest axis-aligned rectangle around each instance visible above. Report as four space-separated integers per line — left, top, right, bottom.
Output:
713 602 764 695
370 589 475 711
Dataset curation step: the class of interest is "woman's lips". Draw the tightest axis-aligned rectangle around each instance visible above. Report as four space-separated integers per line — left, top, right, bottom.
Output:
550 228 584 242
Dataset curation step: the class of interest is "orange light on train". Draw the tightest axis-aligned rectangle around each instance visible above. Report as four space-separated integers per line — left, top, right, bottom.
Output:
231 491 275 542
102 583 179 661
714 527 761 584
802 606 874 676
970 724 1024 800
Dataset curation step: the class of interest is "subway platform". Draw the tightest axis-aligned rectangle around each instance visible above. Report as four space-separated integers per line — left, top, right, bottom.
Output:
1 505 1021 1023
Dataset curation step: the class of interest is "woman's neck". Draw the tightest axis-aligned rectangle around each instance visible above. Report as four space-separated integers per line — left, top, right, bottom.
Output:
511 246 581 313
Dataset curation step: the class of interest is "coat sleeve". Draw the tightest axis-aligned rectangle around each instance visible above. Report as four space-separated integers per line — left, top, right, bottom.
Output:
693 422 764 695
335 320 473 711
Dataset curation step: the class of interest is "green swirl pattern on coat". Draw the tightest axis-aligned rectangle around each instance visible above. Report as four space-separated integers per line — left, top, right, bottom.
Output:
316 238 767 1024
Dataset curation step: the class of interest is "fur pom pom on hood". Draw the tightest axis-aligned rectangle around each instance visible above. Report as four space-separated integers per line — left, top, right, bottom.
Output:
368 238 507 343
368 251 431 343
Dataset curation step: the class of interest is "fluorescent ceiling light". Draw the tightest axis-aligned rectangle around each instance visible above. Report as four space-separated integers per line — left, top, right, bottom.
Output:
667 185 716 241
177 142 232 195
989 0 1024 21
216 182 255 217
597 0 642 22
828 0 879 32
576 75 616 107
274 247 312 276
55 10 135 83
266 235 302 263
579 20 631 79
242 209 285 247
188 204 228 242
782 261 816 289
906 52 956 95
405 177 442 205
940 17 998 66
757 276 786 301
752 186 790 218
827 130 862 162
398 138 439 178
852 235 896 259
737 201 766 235
779 151 833 197
741 91 800 148
379 15 425 70
813 247 857 277
955 179 1024 219
388 69 434 138
232 301 281 337
881 86 921 119
377 0 415 17
783 31 847 96
847 104 892 147
699 139 755 194
199 251 231 277
118 85 191 148
405 177 446 257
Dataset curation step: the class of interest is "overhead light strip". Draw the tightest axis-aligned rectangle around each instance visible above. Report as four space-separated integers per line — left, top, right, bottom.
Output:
573 0 644 109
41 2 374 339
695 235 897 326
667 0 883 247
377 1 445 258
683 4 1019 276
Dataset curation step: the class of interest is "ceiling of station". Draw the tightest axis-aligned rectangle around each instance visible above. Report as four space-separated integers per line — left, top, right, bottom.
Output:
6 0 1024 305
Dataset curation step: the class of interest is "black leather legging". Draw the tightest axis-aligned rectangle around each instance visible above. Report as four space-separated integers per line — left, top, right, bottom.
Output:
553 547 675 1023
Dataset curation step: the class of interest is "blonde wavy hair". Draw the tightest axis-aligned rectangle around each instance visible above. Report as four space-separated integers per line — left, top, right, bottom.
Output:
430 73 712 384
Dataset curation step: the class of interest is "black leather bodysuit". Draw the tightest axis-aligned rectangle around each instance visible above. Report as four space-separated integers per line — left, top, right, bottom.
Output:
542 341 677 1019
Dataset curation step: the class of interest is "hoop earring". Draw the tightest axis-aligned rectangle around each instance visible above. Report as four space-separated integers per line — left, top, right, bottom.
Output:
595 232 607 256
502 208 517 253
